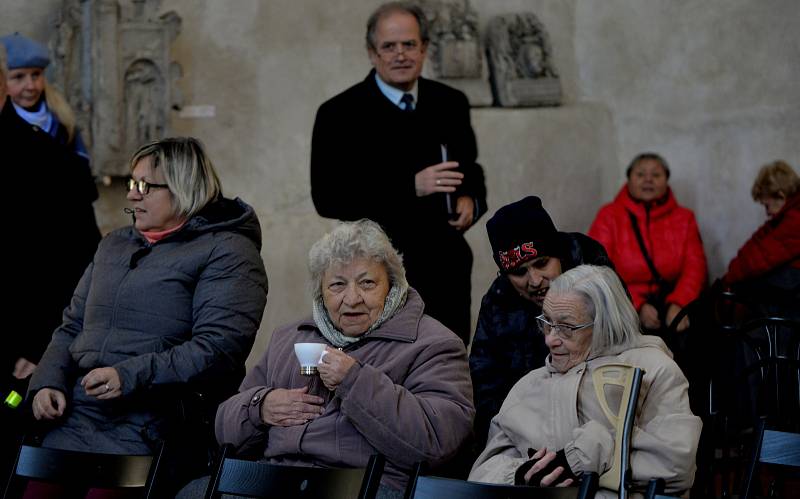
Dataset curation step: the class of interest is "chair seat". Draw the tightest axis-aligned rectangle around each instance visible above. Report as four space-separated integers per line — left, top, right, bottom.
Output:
3 443 164 498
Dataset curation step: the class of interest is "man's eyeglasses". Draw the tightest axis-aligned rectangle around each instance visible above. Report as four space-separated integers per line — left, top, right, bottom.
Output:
127 178 169 195
376 40 421 57
535 314 593 340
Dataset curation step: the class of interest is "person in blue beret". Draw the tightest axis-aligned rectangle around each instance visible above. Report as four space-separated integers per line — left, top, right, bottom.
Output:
0 35 101 406
1 32 92 165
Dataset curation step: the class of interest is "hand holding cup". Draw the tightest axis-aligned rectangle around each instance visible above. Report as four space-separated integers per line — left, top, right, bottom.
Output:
317 347 356 391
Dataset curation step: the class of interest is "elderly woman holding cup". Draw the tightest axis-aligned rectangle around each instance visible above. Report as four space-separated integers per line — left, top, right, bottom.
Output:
214 219 475 499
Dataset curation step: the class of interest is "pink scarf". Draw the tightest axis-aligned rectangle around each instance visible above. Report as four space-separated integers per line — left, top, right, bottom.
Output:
141 221 186 244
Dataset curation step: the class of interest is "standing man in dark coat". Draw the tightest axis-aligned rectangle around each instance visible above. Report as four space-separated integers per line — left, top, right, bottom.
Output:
310 1 487 345
469 196 615 449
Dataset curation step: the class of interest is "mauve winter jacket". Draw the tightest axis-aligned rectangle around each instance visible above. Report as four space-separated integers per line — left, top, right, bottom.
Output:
215 288 474 492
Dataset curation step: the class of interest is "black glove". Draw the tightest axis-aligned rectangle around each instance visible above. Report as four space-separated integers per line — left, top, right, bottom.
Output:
514 448 577 486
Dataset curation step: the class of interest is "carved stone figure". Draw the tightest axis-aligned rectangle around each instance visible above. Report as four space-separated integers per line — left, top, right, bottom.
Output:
124 59 164 153
486 13 562 107
421 0 481 78
50 0 182 177
418 0 491 106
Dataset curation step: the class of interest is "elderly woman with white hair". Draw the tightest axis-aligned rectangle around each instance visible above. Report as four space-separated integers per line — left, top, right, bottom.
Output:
214 219 474 499
469 265 701 498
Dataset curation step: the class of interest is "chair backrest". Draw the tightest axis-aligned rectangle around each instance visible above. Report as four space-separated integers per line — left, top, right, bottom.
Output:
591 364 645 499
2 443 164 498
740 418 800 499
734 317 800 428
404 466 598 499
205 445 384 499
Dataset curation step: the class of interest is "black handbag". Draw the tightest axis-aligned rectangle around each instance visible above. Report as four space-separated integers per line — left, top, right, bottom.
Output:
628 211 674 323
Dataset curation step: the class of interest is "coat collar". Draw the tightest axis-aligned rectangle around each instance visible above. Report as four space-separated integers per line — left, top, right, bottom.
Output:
615 184 678 219
363 69 429 110
297 287 426 344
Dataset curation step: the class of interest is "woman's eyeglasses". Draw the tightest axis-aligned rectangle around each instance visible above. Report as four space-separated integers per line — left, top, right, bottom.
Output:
127 178 169 195
535 314 593 340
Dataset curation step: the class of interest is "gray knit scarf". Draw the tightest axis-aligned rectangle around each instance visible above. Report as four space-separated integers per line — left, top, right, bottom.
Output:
312 282 409 348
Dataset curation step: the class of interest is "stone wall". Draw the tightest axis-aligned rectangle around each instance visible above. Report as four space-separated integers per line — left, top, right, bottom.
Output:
3 0 797 367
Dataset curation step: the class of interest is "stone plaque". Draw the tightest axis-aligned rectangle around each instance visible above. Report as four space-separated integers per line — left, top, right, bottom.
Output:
418 0 492 107
486 12 562 107
50 0 182 177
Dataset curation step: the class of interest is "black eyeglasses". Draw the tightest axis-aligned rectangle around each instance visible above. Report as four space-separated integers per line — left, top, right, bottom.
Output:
535 314 593 340
127 178 169 195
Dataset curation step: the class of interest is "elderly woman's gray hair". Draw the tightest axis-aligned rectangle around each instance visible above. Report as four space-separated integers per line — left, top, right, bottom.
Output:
309 219 407 300
549 265 642 355
129 137 222 220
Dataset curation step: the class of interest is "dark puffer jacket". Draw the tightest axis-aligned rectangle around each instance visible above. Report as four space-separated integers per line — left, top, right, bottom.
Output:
469 233 613 449
29 197 268 454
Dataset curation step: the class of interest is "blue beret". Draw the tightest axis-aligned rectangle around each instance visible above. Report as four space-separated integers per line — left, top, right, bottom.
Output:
0 33 50 69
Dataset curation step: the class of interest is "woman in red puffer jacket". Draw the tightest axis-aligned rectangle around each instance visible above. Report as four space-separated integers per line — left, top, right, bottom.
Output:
723 161 800 317
589 153 708 332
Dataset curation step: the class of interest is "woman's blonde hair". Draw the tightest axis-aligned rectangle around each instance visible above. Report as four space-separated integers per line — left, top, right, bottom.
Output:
751 160 799 201
0 44 7 79
44 81 77 144
129 137 223 219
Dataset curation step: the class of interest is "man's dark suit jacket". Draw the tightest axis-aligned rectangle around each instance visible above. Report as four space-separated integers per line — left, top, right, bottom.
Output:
311 70 487 343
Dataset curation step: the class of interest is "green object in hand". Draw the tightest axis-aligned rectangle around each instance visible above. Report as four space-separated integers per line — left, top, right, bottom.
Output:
4 390 22 409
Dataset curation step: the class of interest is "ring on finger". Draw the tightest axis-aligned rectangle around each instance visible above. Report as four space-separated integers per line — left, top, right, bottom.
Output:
436 179 441 185
104 384 110 393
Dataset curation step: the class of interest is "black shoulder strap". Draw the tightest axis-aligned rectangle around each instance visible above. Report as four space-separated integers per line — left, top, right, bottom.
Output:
627 210 663 283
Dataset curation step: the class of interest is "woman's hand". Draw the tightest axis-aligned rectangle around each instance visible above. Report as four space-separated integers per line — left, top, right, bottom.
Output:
666 303 690 332
639 303 661 330
523 448 575 487
13 357 37 379
81 367 122 400
32 388 67 420
261 386 325 426
317 347 356 391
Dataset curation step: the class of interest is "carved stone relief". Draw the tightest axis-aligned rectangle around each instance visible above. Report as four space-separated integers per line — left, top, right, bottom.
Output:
50 0 182 177
417 0 492 106
486 13 562 107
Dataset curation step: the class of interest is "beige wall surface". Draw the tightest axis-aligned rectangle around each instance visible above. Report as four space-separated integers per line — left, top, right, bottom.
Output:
3 0 798 366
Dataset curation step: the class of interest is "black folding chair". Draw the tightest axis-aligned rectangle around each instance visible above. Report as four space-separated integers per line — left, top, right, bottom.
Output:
740 418 800 499
641 478 680 499
404 462 598 499
204 444 384 499
2 441 165 498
